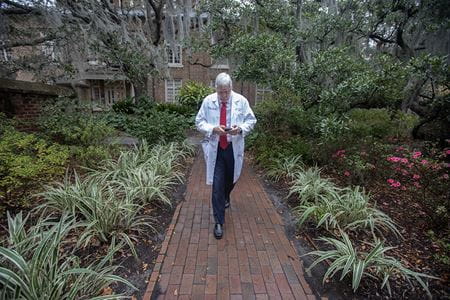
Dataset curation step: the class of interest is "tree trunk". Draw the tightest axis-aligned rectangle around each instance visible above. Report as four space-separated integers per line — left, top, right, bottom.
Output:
401 77 426 112
133 81 148 100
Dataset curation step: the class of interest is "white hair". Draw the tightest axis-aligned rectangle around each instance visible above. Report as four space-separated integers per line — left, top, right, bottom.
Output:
215 73 232 89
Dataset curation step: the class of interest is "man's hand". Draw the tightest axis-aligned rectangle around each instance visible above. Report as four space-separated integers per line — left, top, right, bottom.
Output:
213 125 227 135
228 125 242 135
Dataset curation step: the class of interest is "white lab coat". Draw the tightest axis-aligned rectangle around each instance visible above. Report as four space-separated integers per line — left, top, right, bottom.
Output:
195 91 257 185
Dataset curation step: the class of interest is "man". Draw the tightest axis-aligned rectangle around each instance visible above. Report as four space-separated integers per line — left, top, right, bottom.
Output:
195 73 257 239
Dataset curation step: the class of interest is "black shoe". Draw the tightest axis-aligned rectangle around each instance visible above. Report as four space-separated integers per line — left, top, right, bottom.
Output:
225 200 230 209
214 223 223 239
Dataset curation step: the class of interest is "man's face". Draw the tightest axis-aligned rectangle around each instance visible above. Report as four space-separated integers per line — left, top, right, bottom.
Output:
217 85 231 102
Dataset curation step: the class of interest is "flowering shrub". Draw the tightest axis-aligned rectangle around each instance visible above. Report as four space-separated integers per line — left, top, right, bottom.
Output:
332 149 377 185
385 146 449 227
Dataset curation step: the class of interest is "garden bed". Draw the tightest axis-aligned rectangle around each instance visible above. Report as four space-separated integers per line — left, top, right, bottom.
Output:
249 153 449 299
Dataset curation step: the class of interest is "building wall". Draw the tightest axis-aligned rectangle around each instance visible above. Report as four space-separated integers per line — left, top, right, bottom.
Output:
152 50 257 106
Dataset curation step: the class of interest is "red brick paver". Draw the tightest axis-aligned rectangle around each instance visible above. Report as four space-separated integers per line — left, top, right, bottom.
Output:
144 153 317 299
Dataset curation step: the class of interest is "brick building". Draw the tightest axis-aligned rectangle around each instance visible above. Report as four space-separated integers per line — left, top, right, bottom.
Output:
1 0 272 108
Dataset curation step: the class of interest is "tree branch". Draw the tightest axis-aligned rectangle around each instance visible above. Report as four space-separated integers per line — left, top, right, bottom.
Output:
0 34 63 49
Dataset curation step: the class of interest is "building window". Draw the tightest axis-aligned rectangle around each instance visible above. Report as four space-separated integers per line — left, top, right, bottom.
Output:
91 80 104 103
167 45 182 67
211 57 229 69
165 79 182 102
41 41 56 61
1 48 12 62
255 85 272 104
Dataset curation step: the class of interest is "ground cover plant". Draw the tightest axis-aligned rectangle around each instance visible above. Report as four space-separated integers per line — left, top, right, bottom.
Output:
1 95 196 298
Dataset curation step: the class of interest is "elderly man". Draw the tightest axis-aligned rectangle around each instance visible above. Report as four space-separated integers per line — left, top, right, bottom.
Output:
195 73 257 239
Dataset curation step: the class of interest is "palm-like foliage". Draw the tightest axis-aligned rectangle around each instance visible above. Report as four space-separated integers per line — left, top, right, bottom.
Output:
306 232 435 296
40 172 155 257
293 186 400 237
115 167 178 206
289 167 399 237
39 140 195 256
288 166 341 204
0 214 133 299
267 155 304 182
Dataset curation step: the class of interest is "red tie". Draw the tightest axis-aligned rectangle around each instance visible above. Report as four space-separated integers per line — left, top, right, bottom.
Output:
219 101 228 149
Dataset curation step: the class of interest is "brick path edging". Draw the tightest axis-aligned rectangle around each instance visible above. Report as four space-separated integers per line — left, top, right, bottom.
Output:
143 203 183 300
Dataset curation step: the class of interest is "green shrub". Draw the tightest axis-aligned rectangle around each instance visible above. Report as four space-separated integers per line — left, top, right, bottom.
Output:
1 213 134 299
69 145 113 168
39 100 116 147
0 129 69 203
112 97 135 114
0 112 14 135
124 111 190 145
177 81 213 111
133 96 156 115
156 102 194 117
347 109 418 140
306 232 435 296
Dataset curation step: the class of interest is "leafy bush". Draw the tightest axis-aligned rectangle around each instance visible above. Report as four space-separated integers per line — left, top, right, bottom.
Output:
347 109 394 139
156 102 194 117
112 97 135 114
38 100 117 167
124 111 190 145
384 145 449 228
1 213 133 299
39 100 116 147
0 112 14 135
0 129 69 203
177 81 214 111
306 232 435 296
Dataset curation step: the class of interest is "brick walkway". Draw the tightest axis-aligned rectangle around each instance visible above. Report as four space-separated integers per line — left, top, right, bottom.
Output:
144 152 317 300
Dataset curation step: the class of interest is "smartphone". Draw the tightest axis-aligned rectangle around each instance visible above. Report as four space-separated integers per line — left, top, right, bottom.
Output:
224 127 232 132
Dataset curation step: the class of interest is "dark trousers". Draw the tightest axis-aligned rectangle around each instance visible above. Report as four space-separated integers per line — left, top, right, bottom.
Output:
212 143 235 225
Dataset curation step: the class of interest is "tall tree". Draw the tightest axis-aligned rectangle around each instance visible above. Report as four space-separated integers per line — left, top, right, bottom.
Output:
0 0 195 97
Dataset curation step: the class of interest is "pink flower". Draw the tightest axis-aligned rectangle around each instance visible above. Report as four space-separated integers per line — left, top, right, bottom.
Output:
443 174 449 179
413 182 421 188
333 149 346 159
446 149 450 155
391 181 401 188
387 156 401 162
396 146 405 152
387 178 395 184
400 158 409 164
344 171 351 177
412 151 422 159
412 174 421 180
421 160 428 165
401 186 407 191
401 170 409 176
